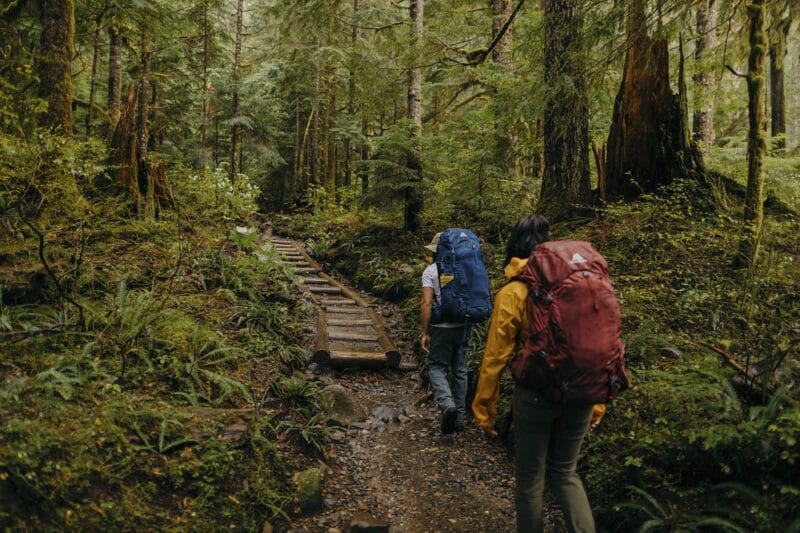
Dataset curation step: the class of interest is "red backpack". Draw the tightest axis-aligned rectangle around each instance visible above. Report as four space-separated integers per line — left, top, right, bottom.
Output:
509 240 629 405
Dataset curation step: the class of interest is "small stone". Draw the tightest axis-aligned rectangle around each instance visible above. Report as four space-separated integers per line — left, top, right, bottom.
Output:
398 414 411 424
349 512 389 533
330 430 345 442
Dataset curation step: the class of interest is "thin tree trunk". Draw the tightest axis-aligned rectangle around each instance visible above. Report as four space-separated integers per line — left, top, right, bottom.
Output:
769 17 790 153
538 0 590 222
404 0 423 233
326 73 338 195
228 0 244 183
200 0 211 168
137 33 154 219
38 0 75 136
360 112 369 194
737 0 767 269
491 0 513 67
692 0 716 146
311 53 321 186
345 0 359 188
86 19 102 136
107 22 122 131
293 96 301 198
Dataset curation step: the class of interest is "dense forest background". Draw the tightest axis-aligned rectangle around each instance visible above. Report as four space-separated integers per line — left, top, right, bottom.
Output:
1 0 799 530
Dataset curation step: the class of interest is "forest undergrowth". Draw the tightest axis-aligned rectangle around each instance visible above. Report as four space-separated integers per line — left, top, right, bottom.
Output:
273 155 800 532
0 135 334 530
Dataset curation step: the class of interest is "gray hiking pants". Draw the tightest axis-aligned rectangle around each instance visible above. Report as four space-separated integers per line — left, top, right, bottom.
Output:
513 385 595 533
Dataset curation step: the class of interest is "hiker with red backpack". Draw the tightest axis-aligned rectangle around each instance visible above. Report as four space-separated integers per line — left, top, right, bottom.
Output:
421 229 492 434
472 215 628 533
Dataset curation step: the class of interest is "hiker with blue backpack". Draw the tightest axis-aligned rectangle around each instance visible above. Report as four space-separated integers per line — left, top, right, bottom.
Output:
472 215 629 533
420 229 492 434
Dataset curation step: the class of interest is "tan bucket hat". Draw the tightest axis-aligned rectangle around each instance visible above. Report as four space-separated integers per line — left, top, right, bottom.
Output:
424 232 442 254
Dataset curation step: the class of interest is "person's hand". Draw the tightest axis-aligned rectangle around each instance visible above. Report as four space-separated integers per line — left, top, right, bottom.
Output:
421 333 431 353
477 419 497 438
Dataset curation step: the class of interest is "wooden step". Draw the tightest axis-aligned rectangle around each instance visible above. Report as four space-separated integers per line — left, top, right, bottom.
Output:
293 267 317 273
327 318 374 327
325 307 369 315
320 298 356 305
311 350 399 370
308 286 341 295
328 331 379 342
299 277 328 284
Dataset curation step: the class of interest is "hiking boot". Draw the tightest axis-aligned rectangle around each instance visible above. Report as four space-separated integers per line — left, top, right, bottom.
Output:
441 406 457 434
454 418 466 432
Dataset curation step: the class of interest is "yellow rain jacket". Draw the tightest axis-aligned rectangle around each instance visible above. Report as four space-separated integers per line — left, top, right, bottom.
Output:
471 257 605 433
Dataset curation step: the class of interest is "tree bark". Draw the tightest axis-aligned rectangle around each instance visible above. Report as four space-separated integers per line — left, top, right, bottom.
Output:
737 0 767 269
692 0 716 146
344 0 359 188
404 0 423 233
311 53 321 186
86 16 102 136
769 16 790 153
200 0 211 168
537 0 590 222
492 0 513 66
228 0 244 183
605 0 702 200
38 0 75 136
137 33 154 219
107 21 122 131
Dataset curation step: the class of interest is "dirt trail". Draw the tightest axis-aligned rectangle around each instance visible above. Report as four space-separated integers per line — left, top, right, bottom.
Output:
268 236 526 532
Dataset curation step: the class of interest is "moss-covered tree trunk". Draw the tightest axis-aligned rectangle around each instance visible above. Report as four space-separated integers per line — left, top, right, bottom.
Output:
769 16 790 153
107 22 122 131
38 0 74 136
137 33 155 219
200 0 211 169
537 0 590 222
737 0 767 269
605 0 702 199
228 0 244 183
311 51 321 187
404 0 423 233
692 0 716 146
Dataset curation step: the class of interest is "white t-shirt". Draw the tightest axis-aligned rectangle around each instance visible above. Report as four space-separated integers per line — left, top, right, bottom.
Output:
422 263 464 328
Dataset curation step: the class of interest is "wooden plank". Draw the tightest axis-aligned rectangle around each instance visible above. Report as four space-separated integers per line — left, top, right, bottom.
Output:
329 331 379 342
308 286 341 294
326 351 398 370
327 318 374 327
299 277 328 284
325 307 369 314
321 298 356 305
313 309 329 362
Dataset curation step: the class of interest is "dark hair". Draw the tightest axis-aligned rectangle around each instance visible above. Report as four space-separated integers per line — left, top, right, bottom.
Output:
504 215 551 266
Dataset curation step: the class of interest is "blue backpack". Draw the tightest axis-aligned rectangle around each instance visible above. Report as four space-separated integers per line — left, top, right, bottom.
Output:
432 228 492 324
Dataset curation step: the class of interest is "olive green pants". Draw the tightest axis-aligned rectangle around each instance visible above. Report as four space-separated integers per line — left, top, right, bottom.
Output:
513 386 595 533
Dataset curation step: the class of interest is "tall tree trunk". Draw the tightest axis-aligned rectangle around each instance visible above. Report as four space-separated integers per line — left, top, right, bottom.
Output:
86 16 102 136
537 0 590 222
737 0 767 269
491 0 513 67
292 96 301 199
137 33 154 219
360 113 369 194
38 0 75 136
692 0 716 146
311 54 321 186
107 21 122 131
228 0 244 183
769 16 790 153
200 0 211 168
404 0 423 233
605 0 702 199
344 0 359 188
326 71 338 195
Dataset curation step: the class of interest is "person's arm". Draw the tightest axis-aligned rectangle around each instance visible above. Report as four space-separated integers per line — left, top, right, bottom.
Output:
472 284 524 435
420 287 434 352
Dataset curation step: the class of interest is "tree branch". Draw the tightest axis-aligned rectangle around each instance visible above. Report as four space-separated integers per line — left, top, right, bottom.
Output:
725 64 747 78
